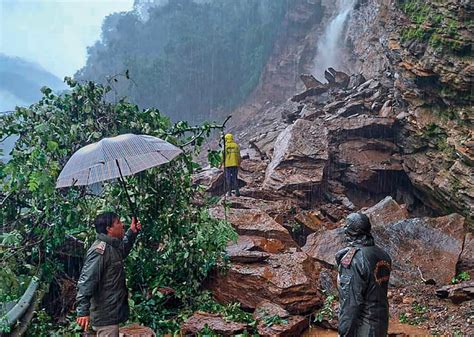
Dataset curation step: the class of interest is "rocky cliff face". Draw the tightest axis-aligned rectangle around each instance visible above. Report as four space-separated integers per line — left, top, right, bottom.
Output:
233 0 473 225
345 0 473 222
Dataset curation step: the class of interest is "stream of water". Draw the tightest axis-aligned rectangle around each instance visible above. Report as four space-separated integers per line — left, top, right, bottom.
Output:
312 0 356 82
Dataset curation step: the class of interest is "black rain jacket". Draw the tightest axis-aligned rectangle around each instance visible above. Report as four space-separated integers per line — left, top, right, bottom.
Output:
336 237 391 337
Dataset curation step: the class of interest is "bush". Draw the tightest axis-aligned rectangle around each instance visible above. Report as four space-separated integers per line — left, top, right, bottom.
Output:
0 78 236 333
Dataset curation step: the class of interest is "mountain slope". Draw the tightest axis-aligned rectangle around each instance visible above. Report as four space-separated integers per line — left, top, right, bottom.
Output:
0 54 66 111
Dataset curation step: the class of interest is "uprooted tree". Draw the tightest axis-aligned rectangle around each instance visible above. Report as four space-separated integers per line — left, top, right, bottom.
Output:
0 77 237 334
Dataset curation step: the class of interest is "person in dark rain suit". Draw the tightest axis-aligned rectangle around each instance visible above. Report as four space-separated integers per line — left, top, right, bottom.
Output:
76 212 142 337
336 213 392 337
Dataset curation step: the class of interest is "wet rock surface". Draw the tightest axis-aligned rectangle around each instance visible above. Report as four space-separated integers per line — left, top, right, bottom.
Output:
302 228 345 266
254 301 308 337
374 214 465 286
257 315 308 337
436 281 474 304
458 233 474 277
181 312 248 336
209 207 298 250
207 251 323 314
263 119 329 191
362 196 408 227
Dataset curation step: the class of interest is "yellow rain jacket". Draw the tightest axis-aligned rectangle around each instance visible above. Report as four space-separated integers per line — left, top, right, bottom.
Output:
223 133 241 167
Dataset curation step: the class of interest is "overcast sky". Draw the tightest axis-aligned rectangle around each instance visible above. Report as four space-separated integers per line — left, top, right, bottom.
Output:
0 0 133 78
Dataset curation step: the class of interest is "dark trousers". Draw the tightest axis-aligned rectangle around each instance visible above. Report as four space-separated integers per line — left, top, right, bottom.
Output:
224 166 239 195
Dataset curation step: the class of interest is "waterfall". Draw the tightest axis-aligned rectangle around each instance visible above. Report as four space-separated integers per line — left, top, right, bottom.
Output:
312 0 356 82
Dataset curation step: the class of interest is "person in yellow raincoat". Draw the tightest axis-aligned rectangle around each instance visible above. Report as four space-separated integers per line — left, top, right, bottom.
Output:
222 133 241 196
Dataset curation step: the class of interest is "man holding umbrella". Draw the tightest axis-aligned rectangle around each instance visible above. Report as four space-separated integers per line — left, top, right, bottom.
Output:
55 134 183 335
76 212 142 336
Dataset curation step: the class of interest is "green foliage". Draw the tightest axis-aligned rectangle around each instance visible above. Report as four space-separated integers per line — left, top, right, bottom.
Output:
199 323 215 336
400 26 431 43
421 123 457 160
25 311 83 336
313 292 337 323
207 149 222 168
25 310 55 336
451 271 471 284
398 312 409 324
399 302 428 325
400 0 432 25
399 0 468 54
219 303 255 325
76 0 290 123
0 317 10 334
197 296 255 326
193 294 258 334
289 220 303 235
261 315 288 328
0 79 236 333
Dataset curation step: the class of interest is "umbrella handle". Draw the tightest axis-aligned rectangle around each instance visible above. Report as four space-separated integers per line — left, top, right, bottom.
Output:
116 160 137 218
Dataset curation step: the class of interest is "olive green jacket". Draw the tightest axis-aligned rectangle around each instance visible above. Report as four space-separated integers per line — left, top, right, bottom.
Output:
76 229 137 327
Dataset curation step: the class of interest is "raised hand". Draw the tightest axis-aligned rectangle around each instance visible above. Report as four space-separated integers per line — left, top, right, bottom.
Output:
76 316 90 331
130 217 142 233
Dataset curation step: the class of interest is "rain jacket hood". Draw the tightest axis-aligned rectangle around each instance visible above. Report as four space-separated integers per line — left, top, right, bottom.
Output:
344 213 374 246
223 133 240 167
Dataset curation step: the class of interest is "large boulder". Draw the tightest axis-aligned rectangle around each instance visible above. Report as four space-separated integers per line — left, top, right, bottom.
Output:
303 197 409 265
291 86 328 102
227 235 288 255
403 154 474 223
264 119 328 191
363 196 409 226
335 139 403 193
207 252 323 314
294 210 336 233
209 207 298 250
278 100 304 124
192 167 224 193
300 74 324 90
221 196 297 219
302 227 345 266
326 115 396 140
374 214 465 285
335 101 367 117
336 140 401 170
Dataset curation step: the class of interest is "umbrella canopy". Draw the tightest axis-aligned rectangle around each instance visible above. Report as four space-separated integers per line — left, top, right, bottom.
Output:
56 133 182 188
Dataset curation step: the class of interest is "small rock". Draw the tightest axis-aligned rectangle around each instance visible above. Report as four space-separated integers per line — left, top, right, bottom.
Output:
402 296 415 304
300 74 324 89
379 100 393 117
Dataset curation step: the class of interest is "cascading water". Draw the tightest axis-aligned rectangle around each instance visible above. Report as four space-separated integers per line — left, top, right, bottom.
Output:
312 0 356 82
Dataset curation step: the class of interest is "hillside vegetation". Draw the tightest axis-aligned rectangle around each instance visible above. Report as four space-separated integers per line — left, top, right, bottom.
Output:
76 0 290 123
0 79 237 334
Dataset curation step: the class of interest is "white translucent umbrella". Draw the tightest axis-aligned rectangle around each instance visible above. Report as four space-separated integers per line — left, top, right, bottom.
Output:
56 133 182 215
